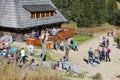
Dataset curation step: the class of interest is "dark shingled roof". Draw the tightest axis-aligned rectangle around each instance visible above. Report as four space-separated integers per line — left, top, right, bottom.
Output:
23 4 56 12
0 0 67 29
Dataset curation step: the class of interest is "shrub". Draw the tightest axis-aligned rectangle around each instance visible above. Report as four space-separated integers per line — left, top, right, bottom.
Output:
92 73 102 80
114 31 120 42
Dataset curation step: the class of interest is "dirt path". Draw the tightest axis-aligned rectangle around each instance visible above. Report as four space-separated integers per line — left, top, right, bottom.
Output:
66 34 120 80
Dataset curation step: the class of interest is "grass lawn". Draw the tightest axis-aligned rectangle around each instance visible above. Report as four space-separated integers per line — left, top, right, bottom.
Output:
73 34 93 45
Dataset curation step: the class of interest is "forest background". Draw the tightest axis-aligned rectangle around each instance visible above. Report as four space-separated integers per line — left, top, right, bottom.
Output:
52 0 120 27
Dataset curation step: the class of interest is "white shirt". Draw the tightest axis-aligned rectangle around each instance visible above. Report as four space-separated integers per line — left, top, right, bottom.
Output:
21 49 25 57
27 45 34 50
60 41 64 46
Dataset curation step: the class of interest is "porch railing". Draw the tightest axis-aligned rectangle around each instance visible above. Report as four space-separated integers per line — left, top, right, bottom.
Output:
26 27 75 48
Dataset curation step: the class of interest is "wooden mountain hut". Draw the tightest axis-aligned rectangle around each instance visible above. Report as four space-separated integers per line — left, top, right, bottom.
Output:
0 0 75 48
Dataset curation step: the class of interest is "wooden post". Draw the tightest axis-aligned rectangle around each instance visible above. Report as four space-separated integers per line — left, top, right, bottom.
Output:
40 13 41 18
13 51 16 69
44 12 46 17
49 12 51 17
35 13 37 18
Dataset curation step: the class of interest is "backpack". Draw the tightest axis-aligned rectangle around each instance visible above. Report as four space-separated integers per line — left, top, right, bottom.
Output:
88 51 93 56
108 48 111 53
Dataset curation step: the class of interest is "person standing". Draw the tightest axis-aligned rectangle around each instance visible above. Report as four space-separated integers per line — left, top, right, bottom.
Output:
64 46 70 61
20 48 25 63
106 38 110 47
101 47 105 61
35 30 39 38
96 47 102 61
102 36 106 47
11 46 17 54
105 47 111 62
107 32 109 36
88 47 94 63
27 45 34 56
54 40 58 50
70 40 73 48
60 41 64 51
111 30 114 36
73 41 78 51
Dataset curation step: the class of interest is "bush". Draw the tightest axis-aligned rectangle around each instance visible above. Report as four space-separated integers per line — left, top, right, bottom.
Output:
76 25 114 36
92 73 102 80
114 31 120 42
66 71 88 79
109 10 120 26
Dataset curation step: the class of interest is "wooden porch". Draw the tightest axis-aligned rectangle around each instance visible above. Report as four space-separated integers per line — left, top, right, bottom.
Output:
26 27 75 48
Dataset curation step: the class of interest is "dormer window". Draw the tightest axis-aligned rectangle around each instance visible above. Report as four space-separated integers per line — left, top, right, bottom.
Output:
23 4 56 18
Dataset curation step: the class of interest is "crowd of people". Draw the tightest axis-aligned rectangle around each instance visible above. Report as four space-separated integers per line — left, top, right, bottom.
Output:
0 39 76 72
107 30 114 36
0 29 115 74
0 28 79 73
0 39 39 71
100 36 109 47
0 32 16 43
84 36 111 64
23 27 63 40
53 45 81 75
53 39 78 52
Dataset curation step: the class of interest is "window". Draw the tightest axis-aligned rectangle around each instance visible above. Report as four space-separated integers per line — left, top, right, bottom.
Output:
36 12 40 18
31 11 56 19
46 12 49 17
51 12 55 16
41 12 45 17
31 13 36 18
23 4 56 19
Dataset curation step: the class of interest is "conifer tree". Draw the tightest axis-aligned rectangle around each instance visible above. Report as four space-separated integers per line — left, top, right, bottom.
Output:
52 0 117 27
107 0 117 20
77 0 93 27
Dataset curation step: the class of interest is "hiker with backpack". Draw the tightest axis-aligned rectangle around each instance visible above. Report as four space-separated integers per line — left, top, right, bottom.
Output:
105 47 111 62
87 47 94 64
60 41 64 51
101 47 106 61
106 38 110 47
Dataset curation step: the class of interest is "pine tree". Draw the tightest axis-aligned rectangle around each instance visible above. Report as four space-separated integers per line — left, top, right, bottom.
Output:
52 0 117 27
92 0 108 26
71 0 81 22
76 0 94 27
107 0 117 21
